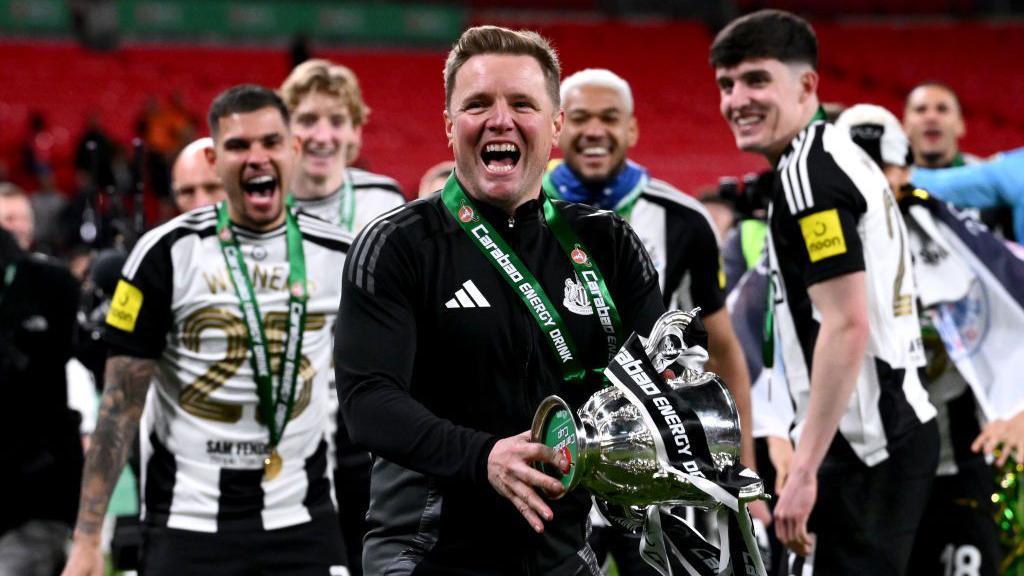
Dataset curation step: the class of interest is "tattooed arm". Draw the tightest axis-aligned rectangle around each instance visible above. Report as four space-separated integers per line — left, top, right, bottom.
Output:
62 355 156 576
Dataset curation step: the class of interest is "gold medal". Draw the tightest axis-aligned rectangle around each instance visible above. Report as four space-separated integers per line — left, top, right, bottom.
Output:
264 449 283 481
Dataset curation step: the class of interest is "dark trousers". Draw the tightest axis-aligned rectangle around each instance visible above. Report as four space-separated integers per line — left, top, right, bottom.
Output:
908 458 1002 576
140 514 345 576
809 420 939 576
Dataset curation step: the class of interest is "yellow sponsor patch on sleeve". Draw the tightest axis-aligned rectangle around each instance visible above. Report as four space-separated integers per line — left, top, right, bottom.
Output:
799 209 847 263
106 279 144 333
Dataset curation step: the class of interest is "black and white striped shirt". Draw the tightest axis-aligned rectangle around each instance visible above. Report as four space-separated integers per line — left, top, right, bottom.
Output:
627 178 726 315
104 206 351 532
767 121 935 466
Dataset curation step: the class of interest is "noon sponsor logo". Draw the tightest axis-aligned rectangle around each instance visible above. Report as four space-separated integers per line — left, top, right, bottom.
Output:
106 280 143 332
799 209 847 263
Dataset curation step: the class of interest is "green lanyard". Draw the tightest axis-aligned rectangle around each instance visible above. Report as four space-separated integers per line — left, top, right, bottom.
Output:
441 175 622 382
338 171 355 232
284 173 355 232
215 201 308 458
0 263 16 307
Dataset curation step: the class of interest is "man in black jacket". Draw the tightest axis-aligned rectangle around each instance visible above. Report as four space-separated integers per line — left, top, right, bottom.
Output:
0 227 83 575
335 26 665 575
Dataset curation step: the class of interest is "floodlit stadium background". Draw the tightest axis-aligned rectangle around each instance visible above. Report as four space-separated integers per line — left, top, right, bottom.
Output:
3 0 1023 223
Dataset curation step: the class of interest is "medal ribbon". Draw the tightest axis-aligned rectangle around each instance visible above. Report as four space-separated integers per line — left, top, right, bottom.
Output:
215 201 308 451
284 171 355 231
338 170 355 232
441 175 621 382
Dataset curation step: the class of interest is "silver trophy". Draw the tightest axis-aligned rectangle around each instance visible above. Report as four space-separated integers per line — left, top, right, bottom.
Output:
531 309 764 531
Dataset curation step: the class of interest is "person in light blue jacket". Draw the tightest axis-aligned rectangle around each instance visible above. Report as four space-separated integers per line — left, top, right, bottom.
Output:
912 147 1024 242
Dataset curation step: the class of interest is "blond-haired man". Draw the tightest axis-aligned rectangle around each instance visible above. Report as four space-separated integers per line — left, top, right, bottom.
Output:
280 59 404 233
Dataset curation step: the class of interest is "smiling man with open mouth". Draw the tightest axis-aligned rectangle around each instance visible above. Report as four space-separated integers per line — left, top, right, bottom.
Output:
204 93 297 232
62 85 353 576
334 25 667 576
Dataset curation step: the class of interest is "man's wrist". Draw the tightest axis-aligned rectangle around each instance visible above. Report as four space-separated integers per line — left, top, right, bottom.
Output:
71 528 102 546
788 462 818 482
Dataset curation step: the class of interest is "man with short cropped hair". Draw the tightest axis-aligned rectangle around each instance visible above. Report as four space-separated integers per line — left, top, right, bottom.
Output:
711 10 938 574
549 67 755 477
336 26 665 575
903 83 977 170
62 85 351 576
171 137 225 213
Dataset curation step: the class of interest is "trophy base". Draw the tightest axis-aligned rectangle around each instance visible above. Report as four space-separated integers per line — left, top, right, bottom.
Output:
531 395 582 495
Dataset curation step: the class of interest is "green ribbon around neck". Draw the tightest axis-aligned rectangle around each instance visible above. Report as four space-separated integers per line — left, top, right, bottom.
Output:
441 175 622 383
215 201 307 450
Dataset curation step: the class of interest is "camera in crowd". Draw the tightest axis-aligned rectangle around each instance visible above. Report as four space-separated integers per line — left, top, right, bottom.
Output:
716 171 773 221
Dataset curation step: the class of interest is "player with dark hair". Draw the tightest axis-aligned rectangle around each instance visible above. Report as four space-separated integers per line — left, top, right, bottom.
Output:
62 84 351 576
711 10 938 574
903 82 976 170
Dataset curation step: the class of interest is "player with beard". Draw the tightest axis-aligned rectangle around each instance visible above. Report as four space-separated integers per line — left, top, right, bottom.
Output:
543 67 762 574
903 83 978 170
280 59 404 233
711 11 938 574
901 83 1018 240
62 85 351 576
336 26 665 575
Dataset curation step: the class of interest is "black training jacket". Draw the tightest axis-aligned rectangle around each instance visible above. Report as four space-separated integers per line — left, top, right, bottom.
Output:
335 190 665 575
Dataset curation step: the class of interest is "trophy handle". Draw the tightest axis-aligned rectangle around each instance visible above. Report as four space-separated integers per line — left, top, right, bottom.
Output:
642 308 702 373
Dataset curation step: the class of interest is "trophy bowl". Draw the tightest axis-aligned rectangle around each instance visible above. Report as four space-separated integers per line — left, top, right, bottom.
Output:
531 368 740 510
